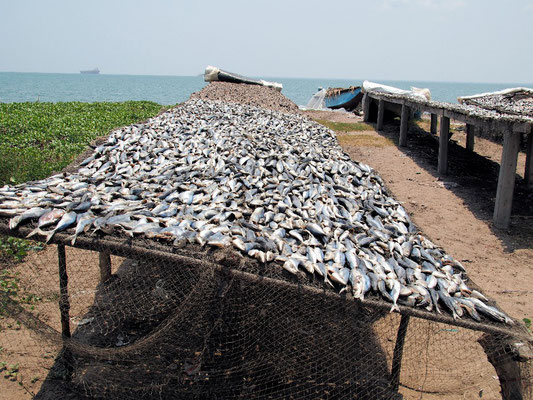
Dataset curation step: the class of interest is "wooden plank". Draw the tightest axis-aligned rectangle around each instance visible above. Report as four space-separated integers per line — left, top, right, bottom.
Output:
466 123 475 151
399 104 409 147
438 116 450 175
377 99 385 130
493 130 521 229
390 314 410 391
424 106 445 116
363 93 370 122
430 114 438 135
384 102 403 116
524 129 533 189
513 121 533 134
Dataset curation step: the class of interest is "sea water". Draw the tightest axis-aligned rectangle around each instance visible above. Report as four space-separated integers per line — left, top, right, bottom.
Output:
1 72 531 107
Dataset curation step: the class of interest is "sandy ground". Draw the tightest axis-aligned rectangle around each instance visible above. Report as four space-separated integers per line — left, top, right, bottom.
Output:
0 247 124 399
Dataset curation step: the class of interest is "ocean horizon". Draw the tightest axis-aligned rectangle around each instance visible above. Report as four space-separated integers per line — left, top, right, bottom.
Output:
1 71 532 107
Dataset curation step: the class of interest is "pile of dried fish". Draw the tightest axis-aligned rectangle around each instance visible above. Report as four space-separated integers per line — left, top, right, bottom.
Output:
460 89 533 118
190 81 301 114
0 99 513 324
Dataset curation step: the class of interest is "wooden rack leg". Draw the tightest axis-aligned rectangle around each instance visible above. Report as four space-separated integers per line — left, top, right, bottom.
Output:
399 105 409 147
377 99 385 130
363 93 371 123
58 244 70 339
494 130 521 229
466 124 476 152
390 314 410 392
99 251 112 283
524 130 533 189
479 333 532 400
438 116 450 175
430 114 438 135
58 244 74 378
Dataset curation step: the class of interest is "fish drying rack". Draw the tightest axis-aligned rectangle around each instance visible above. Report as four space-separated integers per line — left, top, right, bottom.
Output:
0 222 531 400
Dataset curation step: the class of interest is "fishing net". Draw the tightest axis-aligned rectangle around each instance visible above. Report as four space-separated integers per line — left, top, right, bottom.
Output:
304 89 328 111
0 231 531 400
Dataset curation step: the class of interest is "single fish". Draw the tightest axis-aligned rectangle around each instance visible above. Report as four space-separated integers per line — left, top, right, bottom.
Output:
468 297 513 324
388 279 401 312
69 212 96 245
9 207 49 230
34 211 78 243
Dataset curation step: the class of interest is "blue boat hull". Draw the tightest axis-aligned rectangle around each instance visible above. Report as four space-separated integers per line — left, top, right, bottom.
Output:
325 87 363 111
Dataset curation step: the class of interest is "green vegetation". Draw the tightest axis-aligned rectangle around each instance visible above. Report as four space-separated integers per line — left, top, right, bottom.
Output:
524 318 531 332
0 268 21 317
337 133 394 148
1 266 43 317
314 119 374 133
0 361 19 381
0 101 167 184
0 236 43 263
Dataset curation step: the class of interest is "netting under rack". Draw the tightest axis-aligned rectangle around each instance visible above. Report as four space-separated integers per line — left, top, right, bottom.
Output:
0 242 531 400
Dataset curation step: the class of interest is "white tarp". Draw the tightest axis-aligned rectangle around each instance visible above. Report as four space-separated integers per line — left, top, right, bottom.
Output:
204 65 283 92
362 80 431 102
204 65 220 82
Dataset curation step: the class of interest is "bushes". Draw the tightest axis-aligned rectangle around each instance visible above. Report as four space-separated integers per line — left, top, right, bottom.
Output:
0 101 166 184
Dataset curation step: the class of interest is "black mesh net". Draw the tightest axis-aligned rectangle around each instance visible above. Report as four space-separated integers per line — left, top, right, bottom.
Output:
1 234 531 400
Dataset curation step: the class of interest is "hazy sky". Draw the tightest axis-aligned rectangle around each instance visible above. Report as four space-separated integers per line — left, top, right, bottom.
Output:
1 0 532 83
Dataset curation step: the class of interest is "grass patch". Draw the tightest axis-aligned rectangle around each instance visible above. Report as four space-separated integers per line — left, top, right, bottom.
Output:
413 118 458 134
0 237 46 317
0 236 43 263
0 101 168 185
337 133 394 148
314 119 374 133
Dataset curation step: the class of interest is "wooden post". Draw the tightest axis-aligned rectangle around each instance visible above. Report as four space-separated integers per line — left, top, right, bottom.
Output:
99 251 112 283
430 113 438 135
494 130 521 229
466 124 476 151
377 99 385 130
390 314 410 391
478 334 533 400
58 244 70 339
363 93 371 123
524 129 533 189
399 104 409 147
438 116 450 175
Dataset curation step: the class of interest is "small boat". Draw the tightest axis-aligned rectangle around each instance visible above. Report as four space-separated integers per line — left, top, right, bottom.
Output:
324 86 363 111
204 65 282 91
80 68 100 75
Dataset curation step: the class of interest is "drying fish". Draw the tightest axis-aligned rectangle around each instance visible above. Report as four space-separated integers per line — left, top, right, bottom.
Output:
69 212 96 245
31 211 78 243
0 99 513 325
9 207 49 230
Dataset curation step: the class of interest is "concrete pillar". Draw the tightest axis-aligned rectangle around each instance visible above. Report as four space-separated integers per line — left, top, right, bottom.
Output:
399 104 409 147
493 130 521 229
377 99 385 130
466 124 475 152
438 116 450 175
430 114 438 135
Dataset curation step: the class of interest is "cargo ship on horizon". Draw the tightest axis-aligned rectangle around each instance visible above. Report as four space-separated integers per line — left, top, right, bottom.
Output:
80 68 100 75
